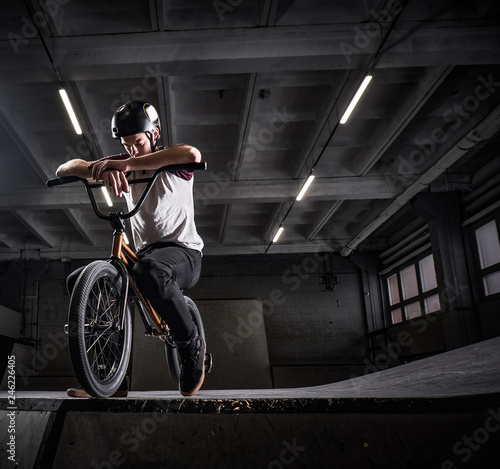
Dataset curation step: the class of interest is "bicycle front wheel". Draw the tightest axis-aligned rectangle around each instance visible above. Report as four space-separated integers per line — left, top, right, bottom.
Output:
68 260 132 398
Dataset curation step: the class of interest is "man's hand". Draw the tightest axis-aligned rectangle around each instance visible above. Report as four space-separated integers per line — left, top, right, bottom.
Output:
88 158 131 180
102 170 130 197
88 159 131 197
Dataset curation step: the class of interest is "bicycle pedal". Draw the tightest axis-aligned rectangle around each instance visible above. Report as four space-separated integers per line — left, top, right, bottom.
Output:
204 353 213 374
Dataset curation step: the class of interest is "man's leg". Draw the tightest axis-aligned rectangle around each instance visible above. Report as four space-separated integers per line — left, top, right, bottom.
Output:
132 243 205 396
132 243 202 342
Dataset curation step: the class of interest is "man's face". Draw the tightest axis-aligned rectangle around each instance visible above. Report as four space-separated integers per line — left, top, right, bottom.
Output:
120 132 152 157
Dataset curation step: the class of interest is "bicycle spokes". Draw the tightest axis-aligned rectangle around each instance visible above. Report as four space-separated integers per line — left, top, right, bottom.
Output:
84 276 125 381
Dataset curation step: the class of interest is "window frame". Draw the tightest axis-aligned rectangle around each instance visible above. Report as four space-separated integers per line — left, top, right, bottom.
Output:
467 212 500 301
383 251 441 325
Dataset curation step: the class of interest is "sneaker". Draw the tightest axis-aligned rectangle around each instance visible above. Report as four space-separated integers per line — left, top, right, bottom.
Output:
178 335 206 397
67 379 128 398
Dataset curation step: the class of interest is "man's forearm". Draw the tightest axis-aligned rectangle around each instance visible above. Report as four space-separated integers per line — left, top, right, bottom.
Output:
55 159 93 178
129 145 202 171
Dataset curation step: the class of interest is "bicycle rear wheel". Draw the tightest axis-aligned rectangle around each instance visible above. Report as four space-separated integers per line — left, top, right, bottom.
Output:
68 260 132 398
165 296 206 388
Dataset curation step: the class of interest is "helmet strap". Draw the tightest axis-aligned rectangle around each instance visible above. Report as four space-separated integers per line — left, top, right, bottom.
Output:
148 129 159 151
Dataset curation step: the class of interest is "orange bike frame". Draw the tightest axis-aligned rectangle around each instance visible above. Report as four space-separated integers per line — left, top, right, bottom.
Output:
111 231 167 336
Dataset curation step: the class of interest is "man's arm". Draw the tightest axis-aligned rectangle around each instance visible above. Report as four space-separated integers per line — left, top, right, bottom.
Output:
132 144 202 170
55 159 93 178
89 145 201 179
84 145 201 197
56 157 129 197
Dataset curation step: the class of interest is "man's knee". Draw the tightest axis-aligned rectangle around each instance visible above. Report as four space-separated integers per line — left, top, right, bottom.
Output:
133 258 174 297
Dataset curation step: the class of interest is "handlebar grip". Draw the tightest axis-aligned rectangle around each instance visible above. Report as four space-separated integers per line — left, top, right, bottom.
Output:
46 176 85 187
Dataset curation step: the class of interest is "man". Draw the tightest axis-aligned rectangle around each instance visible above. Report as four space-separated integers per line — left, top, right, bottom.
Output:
56 100 205 397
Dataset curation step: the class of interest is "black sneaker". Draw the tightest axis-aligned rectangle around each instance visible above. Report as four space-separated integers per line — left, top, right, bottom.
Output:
177 335 206 396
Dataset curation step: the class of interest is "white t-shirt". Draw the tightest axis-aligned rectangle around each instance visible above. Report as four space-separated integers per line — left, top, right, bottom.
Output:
102 151 203 253
123 168 203 252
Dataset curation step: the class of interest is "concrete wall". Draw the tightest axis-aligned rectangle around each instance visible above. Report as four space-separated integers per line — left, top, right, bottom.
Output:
131 298 273 390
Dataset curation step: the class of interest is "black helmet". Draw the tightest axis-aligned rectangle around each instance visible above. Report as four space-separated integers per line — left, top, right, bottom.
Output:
111 101 161 143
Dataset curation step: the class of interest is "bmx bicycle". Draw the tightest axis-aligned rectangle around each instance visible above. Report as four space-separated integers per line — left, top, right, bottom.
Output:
47 162 212 398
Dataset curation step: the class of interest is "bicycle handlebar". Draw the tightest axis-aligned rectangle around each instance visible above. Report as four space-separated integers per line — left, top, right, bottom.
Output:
46 161 207 221
46 175 82 187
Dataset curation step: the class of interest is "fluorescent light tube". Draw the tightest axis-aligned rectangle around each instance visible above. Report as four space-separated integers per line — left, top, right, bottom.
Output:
273 226 284 243
296 174 315 201
340 75 372 124
59 89 83 135
101 186 113 207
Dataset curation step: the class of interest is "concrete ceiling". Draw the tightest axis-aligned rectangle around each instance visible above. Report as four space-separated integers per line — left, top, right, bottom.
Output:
1 0 500 260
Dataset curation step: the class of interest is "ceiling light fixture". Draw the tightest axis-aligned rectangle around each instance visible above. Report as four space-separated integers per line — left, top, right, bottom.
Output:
272 226 284 243
340 75 372 124
296 174 315 201
101 186 113 207
59 88 83 135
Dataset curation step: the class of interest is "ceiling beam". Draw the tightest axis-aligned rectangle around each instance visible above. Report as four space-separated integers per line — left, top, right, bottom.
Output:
217 73 262 243
0 175 425 210
13 210 59 247
0 108 52 184
0 173 468 212
196 176 414 204
339 102 500 256
64 208 95 246
303 64 454 239
292 70 352 180
260 0 277 26
0 186 96 209
360 64 454 175
159 76 174 147
307 200 344 241
0 234 17 249
27 24 497 81
1 24 497 86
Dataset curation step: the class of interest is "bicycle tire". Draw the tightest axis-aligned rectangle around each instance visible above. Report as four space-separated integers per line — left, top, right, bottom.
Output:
165 296 205 389
67 260 132 398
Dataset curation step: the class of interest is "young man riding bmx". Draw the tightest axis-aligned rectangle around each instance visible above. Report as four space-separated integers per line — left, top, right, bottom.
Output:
56 100 205 397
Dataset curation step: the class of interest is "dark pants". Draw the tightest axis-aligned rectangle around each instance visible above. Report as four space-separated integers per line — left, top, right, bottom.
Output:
67 242 202 343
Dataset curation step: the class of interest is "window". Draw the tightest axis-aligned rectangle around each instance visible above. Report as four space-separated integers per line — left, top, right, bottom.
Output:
386 253 441 324
474 219 500 297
